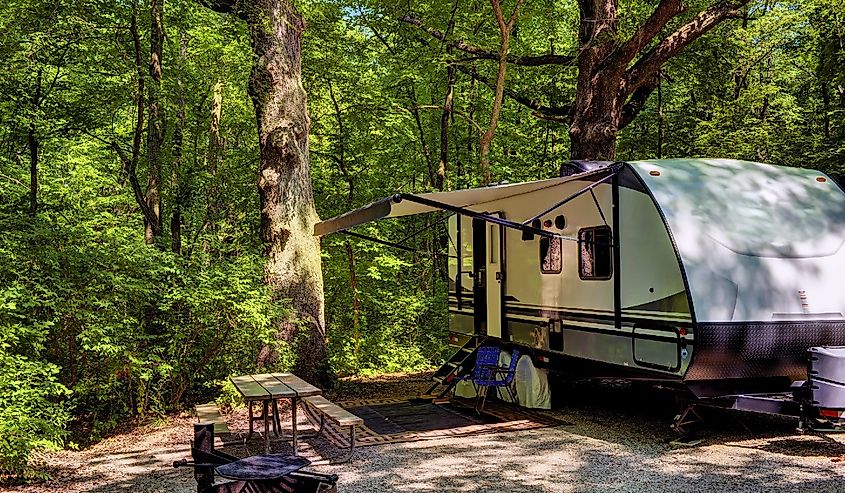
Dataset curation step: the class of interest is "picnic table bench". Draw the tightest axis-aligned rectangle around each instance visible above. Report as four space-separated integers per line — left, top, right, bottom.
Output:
303 395 363 463
194 402 230 436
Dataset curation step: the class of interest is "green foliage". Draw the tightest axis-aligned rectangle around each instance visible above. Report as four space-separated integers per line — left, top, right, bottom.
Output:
0 0 844 480
0 283 70 478
214 378 245 412
0 143 287 474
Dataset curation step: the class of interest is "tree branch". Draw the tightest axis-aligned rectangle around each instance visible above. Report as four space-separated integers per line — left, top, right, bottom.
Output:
400 15 575 66
618 0 685 64
127 0 160 233
455 65 570 121
196 0 237 15
620 77 660 129
625 0 750 93
411 105 484 134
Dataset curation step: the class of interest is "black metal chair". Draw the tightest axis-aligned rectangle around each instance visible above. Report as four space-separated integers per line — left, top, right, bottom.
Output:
175 424 338 493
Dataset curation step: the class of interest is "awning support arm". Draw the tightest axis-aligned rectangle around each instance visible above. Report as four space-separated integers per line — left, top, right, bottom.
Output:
396 212 454 245
521 166 620 225
339 230 457 259
590 189 608 227
396 194 566 240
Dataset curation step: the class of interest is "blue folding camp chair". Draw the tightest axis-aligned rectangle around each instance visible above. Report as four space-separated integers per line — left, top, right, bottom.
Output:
457 346 520 412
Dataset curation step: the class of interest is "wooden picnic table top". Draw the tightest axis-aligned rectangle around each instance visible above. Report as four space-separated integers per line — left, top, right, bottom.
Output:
229 373 321 400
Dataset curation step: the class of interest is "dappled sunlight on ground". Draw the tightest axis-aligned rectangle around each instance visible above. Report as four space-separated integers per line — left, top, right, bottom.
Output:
8 377 845 492
319 424 845 492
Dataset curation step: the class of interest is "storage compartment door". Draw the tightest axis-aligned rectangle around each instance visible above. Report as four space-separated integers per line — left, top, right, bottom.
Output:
632 325 681 372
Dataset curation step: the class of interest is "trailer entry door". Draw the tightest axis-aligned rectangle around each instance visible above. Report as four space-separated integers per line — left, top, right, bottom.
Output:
486 214 505 339
471 215 505 339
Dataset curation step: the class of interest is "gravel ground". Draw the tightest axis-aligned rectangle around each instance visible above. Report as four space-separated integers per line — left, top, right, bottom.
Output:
7 374 845 492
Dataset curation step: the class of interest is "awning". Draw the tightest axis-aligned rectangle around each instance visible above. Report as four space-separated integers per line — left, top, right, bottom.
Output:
313 166 618 236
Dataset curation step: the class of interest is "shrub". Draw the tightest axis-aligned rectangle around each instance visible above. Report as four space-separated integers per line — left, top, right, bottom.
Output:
0 281 70 478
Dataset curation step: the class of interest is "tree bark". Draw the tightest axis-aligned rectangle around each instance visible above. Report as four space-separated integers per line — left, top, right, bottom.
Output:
207 80 224 224
171 29 188 254
198 0 327 382
479 0 524 183
146 0 164 244
28 67 42 215
239 0 327 383
436 0 460 192
568 0 625 160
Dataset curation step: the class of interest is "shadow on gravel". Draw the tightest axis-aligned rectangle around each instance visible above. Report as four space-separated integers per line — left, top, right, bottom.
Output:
726 434 845 458
546 378 843 450
333 426 845 493
325 378 845 491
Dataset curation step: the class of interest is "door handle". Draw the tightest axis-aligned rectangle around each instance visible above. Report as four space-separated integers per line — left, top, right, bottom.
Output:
475 270 485 288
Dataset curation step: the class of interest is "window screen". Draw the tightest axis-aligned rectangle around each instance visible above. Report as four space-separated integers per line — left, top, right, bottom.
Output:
579 226 612 280
540 236 562 274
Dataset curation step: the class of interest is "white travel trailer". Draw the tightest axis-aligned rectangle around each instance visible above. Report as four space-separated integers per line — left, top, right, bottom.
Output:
315 159 845 404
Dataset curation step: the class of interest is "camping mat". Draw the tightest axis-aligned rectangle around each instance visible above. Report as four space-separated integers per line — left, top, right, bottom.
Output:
301 397 568 448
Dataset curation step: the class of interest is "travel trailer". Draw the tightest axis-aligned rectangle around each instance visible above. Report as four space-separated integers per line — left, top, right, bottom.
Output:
315 159 845 422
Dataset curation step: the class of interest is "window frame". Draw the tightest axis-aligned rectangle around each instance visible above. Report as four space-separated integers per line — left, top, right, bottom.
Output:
578 226 613 280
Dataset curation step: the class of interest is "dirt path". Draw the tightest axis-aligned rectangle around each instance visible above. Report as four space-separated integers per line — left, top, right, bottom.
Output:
7 376 845 492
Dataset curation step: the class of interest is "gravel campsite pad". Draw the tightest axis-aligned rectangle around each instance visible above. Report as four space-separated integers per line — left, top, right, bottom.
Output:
8 374 845 493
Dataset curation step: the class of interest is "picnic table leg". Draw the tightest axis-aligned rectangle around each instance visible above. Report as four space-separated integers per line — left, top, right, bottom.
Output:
272 400 281 437
247 400 254 441
338 425 356 464
263 400 270 454
291 396 299 455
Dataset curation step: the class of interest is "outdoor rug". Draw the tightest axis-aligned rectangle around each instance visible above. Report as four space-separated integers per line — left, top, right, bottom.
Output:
301 396 569 448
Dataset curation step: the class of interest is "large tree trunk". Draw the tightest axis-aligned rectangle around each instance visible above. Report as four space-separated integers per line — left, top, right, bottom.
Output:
242 0 327 383
146 0 164 244
568 80 624 160
198 0 327 382
568 0 625 161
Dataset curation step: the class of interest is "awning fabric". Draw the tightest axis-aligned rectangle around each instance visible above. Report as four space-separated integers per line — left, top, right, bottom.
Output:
314 168 613 236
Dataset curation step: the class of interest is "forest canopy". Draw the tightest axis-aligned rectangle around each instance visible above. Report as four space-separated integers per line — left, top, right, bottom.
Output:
1 0 844 479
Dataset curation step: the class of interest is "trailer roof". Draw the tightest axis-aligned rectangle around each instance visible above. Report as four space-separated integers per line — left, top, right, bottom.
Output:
629 158 845 258
630 158 845 322
314 167 613 236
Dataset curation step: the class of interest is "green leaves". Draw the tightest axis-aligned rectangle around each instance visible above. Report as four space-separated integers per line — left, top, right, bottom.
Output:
0 353 69 479
1 0 844 479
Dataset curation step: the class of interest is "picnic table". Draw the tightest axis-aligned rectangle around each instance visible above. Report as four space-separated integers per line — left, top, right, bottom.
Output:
229 373 321 454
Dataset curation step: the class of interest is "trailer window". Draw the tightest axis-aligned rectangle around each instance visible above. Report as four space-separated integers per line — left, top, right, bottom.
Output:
579 226 612 280
540 236 562 274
